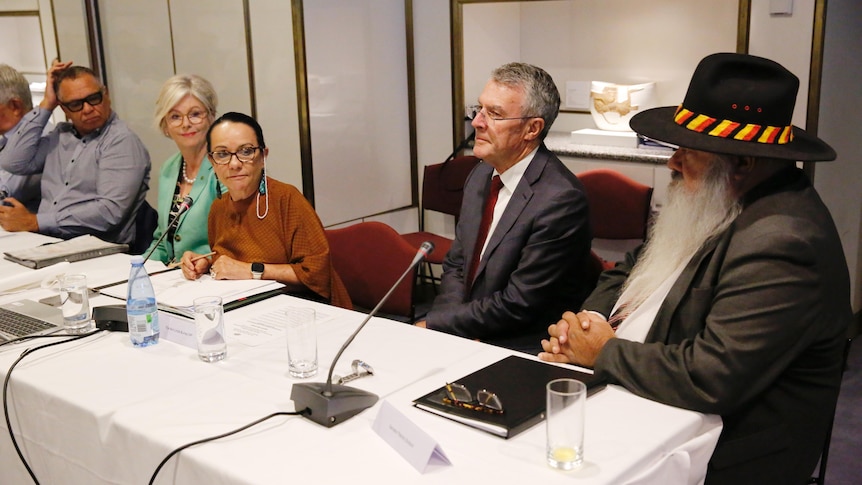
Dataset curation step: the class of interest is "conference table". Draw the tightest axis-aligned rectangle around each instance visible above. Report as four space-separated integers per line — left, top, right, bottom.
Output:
0 229 722 484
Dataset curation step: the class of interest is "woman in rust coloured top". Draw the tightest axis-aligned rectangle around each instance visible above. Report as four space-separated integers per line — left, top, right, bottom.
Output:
179 112 350 309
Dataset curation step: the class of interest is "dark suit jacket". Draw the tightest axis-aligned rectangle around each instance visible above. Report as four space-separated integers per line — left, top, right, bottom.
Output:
425 144 592 352
585 168 851 484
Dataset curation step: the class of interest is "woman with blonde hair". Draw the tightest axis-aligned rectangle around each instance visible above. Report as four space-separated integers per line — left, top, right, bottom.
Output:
145 74 222 264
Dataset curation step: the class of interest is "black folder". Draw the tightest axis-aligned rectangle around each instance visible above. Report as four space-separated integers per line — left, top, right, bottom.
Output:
413 355 606 439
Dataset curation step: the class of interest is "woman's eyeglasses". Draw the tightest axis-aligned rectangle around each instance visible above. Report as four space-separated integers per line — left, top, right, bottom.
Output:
167 110 207 127
209 147 261 165
442 382 504 415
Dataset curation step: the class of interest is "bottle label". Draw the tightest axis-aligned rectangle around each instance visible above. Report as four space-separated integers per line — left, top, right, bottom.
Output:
128 312 156 335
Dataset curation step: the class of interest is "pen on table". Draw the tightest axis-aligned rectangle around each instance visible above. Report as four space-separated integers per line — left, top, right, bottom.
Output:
167 251 216 269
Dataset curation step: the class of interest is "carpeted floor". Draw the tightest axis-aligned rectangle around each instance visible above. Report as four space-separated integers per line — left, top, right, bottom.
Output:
824 335 861 484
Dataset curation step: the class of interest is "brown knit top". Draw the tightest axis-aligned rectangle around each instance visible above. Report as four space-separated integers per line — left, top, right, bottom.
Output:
208 177 352 309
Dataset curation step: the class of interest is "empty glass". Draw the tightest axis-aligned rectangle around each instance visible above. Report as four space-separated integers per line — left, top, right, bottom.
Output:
193 296 227 362
285 307 317 378
60 274 92 334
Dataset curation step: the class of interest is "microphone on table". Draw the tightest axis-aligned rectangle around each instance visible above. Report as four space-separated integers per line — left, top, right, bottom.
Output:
291 241 435 427
142 196 193 264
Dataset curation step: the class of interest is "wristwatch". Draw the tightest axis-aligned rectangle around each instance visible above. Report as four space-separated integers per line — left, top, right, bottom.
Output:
251 262 265 280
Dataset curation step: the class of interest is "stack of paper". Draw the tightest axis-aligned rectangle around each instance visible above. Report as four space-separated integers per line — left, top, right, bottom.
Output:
4 235 128 269
98 270 285 318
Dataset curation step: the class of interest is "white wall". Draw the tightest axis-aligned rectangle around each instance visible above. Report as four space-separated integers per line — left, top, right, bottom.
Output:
303 0 413 226
817 0 862 314
463 0 739 134
406 0 455 238
748 0 815 127
249 0 303 191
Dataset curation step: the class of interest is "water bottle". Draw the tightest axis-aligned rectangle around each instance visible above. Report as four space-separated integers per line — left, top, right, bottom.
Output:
127 255 159 347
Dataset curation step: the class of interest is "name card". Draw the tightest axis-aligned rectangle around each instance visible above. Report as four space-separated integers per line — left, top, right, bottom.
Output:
158 311 196 349
372 400 451 473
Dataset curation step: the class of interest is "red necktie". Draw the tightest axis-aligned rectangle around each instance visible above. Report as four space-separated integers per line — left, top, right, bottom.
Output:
467 175 503 287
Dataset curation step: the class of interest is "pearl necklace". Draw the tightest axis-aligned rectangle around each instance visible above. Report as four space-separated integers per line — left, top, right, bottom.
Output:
181 159 196 184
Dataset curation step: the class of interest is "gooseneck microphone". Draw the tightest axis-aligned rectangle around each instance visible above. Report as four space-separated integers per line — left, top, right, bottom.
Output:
94 196 194 333
291 241 435 427
142 196 193 264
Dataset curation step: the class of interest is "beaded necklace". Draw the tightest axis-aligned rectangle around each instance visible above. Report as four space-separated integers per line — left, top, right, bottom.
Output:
181 158 196 184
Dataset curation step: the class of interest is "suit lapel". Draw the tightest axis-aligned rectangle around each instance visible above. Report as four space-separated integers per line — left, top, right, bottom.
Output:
474 147 547 280
646 234 722 343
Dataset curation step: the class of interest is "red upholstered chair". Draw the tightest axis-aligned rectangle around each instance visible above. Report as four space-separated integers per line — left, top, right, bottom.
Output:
326 221 418 322
402 155 481 284
577 169 653 285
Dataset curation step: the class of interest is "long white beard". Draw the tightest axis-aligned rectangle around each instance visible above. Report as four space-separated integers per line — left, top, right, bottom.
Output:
615 159 743 316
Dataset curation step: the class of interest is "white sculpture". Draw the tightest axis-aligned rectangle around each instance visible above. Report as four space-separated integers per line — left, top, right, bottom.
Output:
590 81 658 132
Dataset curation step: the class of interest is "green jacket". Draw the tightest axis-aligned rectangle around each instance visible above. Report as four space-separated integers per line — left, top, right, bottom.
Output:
145 152 222 263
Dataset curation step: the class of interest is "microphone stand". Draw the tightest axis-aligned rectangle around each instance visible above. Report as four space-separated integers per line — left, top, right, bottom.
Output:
142 196 192 264
291 242 434 427
443 129 475 163
94 197 193 332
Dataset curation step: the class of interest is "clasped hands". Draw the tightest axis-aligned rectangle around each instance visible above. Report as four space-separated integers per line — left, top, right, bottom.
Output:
538 310 616 368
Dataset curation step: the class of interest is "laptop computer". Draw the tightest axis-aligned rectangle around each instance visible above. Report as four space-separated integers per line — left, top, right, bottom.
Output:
0 299 65 343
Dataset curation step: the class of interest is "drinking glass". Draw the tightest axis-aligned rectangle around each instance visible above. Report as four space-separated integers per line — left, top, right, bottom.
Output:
60 274 92 334
546 378 586 470
285 307 317 378
193 296 227 362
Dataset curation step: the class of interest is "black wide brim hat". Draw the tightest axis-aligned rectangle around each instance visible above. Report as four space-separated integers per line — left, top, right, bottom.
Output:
630 52 836 162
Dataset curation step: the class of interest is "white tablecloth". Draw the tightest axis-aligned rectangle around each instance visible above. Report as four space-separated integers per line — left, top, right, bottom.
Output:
0 233 722 484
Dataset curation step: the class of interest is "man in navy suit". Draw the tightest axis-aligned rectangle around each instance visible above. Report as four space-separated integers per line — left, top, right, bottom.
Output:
416 62 592 353
541 53 851 484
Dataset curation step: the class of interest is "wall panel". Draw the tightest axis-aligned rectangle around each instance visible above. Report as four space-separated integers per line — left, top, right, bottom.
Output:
247 0 302 188
170 0 251 117
99 0 175 206
303 0 413 226
51 0 89 65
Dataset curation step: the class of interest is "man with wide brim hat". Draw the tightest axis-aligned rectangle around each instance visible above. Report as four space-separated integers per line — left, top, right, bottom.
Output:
540 52 851 484
631 52 835 161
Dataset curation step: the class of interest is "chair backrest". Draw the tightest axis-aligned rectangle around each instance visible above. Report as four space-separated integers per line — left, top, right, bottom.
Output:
577 168 653 240
421 155 481 218
325 221 417 320
130 200 158 255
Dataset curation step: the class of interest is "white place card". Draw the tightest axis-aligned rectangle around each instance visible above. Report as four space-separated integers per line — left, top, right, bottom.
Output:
372 400 451 473
159 311 196 349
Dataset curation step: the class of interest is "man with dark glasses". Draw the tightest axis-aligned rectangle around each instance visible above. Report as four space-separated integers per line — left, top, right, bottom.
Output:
0 60 150 245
